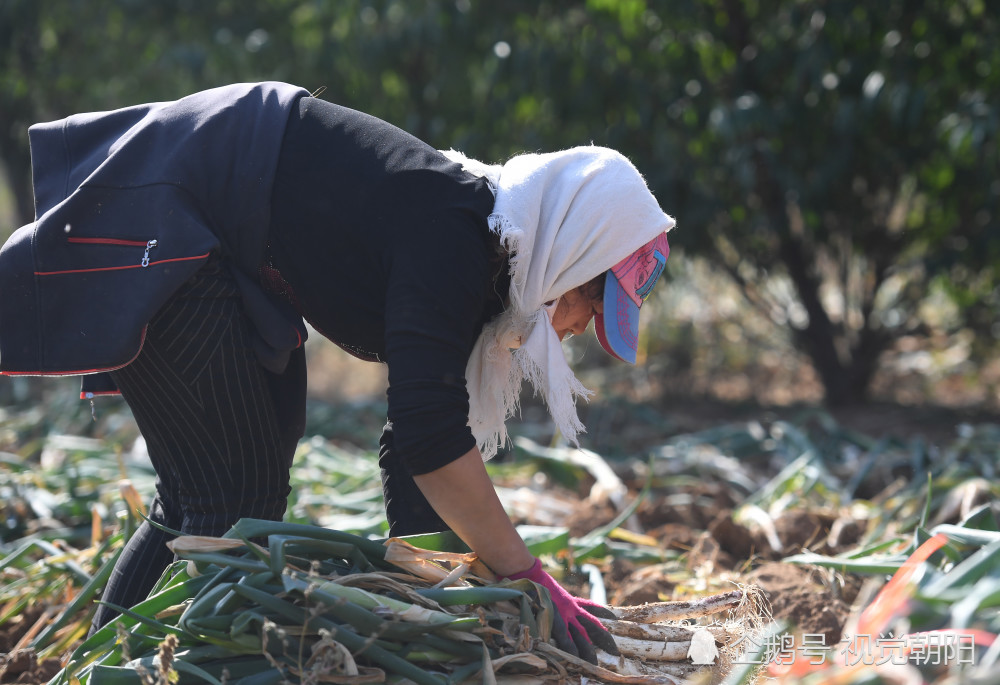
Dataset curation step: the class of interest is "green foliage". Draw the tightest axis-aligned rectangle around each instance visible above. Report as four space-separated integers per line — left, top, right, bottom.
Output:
1 0 998 403
4 395 999 681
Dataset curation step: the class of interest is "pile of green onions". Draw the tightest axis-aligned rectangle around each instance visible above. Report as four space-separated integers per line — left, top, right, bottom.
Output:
54 518 717 685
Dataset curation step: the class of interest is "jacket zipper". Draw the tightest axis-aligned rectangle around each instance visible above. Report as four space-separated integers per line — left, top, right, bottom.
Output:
67 236 158 267
141 239 158 267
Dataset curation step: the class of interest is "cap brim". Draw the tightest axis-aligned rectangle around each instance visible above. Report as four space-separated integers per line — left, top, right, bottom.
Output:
594 270 640 364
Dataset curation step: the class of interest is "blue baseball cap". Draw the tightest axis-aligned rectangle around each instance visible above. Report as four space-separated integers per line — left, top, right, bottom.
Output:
594 232 670 364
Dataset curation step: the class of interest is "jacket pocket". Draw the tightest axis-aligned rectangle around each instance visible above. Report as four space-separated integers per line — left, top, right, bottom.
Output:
67 236 159 267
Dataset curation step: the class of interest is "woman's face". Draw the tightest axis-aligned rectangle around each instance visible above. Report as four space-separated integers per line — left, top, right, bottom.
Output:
550 284 604 341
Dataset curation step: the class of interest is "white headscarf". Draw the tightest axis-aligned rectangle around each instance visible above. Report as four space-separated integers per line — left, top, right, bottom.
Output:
442 146 676 459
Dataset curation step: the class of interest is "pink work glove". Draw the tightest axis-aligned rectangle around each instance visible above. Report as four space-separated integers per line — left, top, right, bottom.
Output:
502 557 620 663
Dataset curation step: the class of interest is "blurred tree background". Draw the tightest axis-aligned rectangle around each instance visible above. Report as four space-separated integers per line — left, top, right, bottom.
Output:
2 0 998 417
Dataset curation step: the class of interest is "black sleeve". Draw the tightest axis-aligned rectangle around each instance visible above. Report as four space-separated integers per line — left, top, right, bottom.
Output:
378 422 451 535
381 207 493 476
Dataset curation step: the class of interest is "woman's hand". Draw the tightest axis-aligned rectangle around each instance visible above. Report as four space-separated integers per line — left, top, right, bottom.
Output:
412 450 619 662
501 557 620 662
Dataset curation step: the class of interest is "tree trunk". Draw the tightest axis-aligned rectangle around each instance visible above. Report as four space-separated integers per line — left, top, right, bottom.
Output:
783 244 894 406
752 151 888 407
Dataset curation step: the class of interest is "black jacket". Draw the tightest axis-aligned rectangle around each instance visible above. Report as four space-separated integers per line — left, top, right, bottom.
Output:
0 82 309 388
1 82 506 475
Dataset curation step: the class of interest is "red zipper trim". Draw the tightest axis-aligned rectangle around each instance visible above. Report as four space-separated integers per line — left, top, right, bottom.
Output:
67 237 150 247
1 327 148 377
80 390 122 398
34 252 210 276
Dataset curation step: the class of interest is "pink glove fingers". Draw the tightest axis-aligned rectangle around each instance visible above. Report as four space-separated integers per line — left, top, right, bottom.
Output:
501 557 620 660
